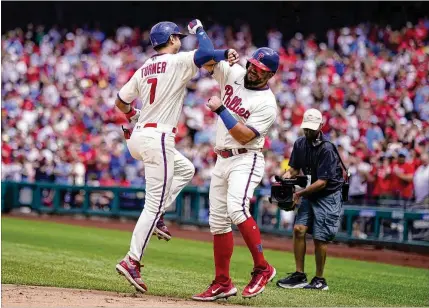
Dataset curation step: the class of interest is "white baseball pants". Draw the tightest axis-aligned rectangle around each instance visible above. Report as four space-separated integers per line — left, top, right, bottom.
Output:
126 126 194 261
209 151 265 235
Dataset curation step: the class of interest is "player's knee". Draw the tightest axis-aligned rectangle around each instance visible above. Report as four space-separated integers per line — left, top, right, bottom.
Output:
228 208 247 226
209 216 231 235
143 203 160 215
294 224 307 238
184 163 195 181
210 225 232 235
143 191 166 213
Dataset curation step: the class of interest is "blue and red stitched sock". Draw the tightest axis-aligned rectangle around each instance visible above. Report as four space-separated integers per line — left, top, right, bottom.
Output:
237 217 268 269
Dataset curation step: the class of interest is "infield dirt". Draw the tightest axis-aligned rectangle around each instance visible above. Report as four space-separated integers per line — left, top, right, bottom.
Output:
2 284 241 308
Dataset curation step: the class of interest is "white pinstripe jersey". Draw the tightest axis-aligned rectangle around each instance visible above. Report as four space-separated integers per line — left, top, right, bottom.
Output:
212 61 278 150
118 50 198 127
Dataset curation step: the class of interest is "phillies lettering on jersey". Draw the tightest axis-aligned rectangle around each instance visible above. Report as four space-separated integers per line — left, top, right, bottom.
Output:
223 85 251 119
118 51 199 127
212 61 278 150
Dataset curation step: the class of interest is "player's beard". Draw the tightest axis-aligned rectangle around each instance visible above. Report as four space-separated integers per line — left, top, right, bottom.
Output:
244 72 265 89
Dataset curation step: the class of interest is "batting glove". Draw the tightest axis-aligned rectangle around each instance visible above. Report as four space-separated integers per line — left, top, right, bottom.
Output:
188 19 203 35
122 126 133 140
124 107 141 124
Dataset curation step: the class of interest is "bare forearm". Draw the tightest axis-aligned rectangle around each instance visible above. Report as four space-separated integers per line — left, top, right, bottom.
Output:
209 102 256 145
297 179 327 197
115 98 131 114
228 123 257 145
115 97 141 123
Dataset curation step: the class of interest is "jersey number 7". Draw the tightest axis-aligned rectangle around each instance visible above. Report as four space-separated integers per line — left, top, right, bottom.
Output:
147 78 158 105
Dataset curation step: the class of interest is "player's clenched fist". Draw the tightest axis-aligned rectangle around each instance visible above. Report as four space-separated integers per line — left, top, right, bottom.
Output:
187 19 203 34
227 49 240 66
206 96 222 112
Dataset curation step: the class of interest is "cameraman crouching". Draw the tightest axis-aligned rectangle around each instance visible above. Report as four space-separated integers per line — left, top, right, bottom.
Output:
276 109 344 291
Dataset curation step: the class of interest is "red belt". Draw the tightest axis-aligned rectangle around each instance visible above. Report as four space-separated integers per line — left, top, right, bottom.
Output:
215 148 249 158
144 123 177 134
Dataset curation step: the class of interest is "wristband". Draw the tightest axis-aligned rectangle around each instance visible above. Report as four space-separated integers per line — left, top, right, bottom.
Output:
196 27 204 35
214 105 226 115
215 106 238 130
225 49 230 59
124 107 137 120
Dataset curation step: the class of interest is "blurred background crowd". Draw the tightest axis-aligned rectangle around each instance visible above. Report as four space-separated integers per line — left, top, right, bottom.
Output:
2 5 429 215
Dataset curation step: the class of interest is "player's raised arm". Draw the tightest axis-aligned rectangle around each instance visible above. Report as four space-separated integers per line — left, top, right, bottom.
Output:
202 49 240 73
187 19 239 70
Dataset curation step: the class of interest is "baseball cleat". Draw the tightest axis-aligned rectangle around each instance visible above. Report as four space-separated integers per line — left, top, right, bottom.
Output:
116 255 147 293
276 271 308 289
153 216 172 241
303 277 329 290
192 280 237 301
242 263 276 298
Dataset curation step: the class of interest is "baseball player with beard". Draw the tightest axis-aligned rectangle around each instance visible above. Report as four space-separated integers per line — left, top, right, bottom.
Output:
115 19 239 293
192 47 280 301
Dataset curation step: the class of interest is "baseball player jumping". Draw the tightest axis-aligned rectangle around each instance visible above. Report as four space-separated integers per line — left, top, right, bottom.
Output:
115 20 239 293
192 45 280 300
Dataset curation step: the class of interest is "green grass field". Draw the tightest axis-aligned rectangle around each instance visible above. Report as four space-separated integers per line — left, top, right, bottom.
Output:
1 217 428 307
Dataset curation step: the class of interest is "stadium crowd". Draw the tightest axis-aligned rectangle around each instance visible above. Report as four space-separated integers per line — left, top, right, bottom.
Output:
2 19 429 209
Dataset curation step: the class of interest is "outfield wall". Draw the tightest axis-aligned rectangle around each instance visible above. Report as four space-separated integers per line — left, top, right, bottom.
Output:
2 181 429 251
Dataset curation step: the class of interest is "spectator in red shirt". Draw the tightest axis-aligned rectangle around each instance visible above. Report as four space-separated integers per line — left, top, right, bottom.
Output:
1 141 13 165
391 149 415 207
415 20 428 42
370 155 393 201
118 172 130 187
290 101 305 127
328 86 344 109
99 171 116 187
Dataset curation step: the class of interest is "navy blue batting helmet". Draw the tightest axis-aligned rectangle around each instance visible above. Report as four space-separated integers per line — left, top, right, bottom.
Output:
150 21 187 48
247 47 279 73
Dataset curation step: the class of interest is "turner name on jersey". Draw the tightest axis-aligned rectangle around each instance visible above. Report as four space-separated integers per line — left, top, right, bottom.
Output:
118 51 198 127
141 61 167 77
213 61 278 149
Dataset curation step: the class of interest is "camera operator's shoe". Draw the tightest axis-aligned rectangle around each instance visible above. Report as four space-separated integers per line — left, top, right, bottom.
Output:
153 215 172 241
303 277 329 290
242 263 276 298
276 272 308 289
